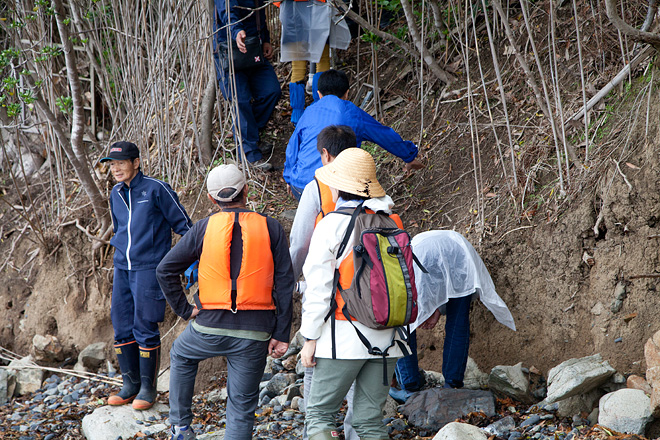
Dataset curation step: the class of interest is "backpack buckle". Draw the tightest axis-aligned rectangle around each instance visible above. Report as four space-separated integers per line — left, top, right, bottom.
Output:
387 246 400 255
369 347 384 356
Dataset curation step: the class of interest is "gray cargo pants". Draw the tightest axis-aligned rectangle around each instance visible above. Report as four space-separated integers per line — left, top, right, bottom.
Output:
169 323 268 439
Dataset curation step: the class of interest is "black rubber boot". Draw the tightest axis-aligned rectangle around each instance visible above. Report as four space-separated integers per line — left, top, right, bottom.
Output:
108 341 141 405
132 345 160 410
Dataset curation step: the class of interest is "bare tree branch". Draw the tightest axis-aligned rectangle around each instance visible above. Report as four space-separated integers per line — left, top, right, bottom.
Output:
52 0 110 233
399 0 456 85
605 0 660 48
641 0 658 32
567 44 656 124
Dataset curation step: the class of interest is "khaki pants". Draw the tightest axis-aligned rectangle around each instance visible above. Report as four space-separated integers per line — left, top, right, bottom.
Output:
306 357 398 440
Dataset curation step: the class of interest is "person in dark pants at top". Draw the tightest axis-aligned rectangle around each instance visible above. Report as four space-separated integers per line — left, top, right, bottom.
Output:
157 164 294 440
213 0 281 171
100 141 192 410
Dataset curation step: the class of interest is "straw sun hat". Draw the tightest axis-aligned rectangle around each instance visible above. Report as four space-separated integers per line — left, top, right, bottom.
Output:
315 148 385 198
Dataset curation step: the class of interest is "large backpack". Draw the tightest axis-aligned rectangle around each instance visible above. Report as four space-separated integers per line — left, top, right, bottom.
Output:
325 202 426 383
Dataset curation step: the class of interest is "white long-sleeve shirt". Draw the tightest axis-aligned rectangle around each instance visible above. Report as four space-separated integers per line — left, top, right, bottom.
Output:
300 196 407 359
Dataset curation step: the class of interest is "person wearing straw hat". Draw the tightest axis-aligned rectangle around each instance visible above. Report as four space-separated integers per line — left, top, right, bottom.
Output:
100 141 192 411
289 125 360 440
299 148 408 440
156 164 294 440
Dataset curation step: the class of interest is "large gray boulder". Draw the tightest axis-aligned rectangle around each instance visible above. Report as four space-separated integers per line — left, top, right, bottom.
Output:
555 389 602 418
488 362 533 403
464 357 488 390
78 342 107 371
32 334 65 363
432 422 488 440
598 389 652 435
81 403 169 440
545 354 615 403
400 388 495 431
8 356 43 395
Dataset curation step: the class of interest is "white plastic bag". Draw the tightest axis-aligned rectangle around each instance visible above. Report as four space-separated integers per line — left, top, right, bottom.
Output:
280 0 350 63
410 230 516 332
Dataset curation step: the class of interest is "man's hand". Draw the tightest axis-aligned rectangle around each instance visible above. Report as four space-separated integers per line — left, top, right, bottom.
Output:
263 42 273 60
189 306 200 320
268 339 289 358
300 339 317 367
236 30 247 53
404 158 424 173
419 308 441 330
287 184 293 198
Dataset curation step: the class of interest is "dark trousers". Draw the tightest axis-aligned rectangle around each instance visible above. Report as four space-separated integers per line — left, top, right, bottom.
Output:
395 295 472 390
169 323 268 439
217 61 281 163
110 267 165 348
442 295 472 388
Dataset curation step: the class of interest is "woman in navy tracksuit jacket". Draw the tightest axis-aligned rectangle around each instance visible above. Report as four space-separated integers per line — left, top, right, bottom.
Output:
101 141 192 410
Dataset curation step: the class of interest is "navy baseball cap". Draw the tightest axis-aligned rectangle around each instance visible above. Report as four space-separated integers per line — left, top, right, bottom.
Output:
99 141 140 163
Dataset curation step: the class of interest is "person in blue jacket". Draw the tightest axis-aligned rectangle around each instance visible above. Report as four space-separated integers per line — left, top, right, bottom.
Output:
213 0 281 171
100 141 192 411
283 69 424 200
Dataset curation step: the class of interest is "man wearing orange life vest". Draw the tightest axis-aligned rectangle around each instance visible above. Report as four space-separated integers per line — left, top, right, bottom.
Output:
299 148 408 440
156 164 294 440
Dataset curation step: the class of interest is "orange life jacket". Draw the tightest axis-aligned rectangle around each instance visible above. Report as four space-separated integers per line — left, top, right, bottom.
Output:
198 211 275 311
314 178 335 226
333 211 403 320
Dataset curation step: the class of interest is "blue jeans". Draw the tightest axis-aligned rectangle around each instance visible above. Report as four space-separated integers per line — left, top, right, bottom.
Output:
290 185 304 201
169 323 268 439
111 268 165 348
395 295 472 390
217 61 281 163
394 331 420 391
442 295 472 388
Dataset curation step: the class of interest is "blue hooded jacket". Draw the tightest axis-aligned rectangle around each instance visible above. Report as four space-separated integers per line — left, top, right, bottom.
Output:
109 171 192 271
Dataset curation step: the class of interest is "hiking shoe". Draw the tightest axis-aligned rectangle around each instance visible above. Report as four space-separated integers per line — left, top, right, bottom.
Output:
171 425 196 440
388 386 416 403
258 140 273 157
250 159 273 171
